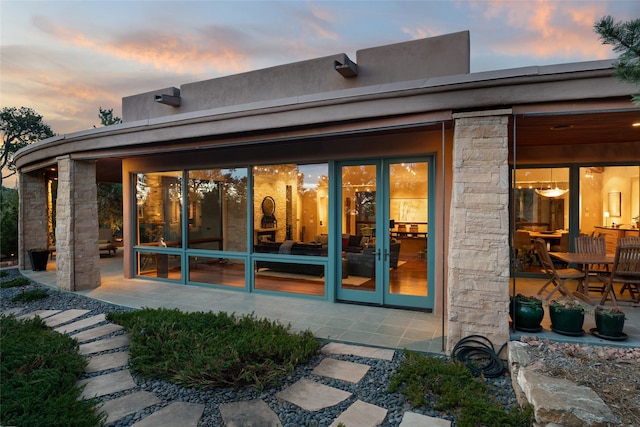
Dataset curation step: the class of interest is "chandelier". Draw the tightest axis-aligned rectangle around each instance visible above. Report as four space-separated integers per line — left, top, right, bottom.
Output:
534 169 568 198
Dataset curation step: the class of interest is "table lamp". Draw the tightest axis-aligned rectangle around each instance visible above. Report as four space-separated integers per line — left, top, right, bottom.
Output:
603 211 610 227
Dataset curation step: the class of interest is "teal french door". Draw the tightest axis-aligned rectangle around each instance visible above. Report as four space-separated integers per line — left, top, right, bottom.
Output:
335 158 433 309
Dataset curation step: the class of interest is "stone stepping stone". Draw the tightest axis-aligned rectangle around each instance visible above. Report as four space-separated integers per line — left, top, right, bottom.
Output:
321 342 395 361
54 313 106 334
78 369 136 399
17 309 60 320
399 412 451 426
130 401 204 427
219 399 281 426
2 307 25 316
43 309 90 327
79 333 129 355
85 350 129 373
312 357 370 384
329 400 388 427
276 378 351 411
99 391 161 425
70 323 123 343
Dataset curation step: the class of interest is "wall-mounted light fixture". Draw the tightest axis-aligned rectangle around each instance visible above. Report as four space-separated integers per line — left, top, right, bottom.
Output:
154 87 181 107
334 54 358 78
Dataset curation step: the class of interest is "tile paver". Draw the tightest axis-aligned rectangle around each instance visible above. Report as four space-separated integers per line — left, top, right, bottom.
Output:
17 309 60 320
399 411 452 426
321 342 395 361
219 399 281 427
130 402 204 427
70 322 123 342
54 313 106 334
42 309 90 327
329 400 388 427
85 351 129 373
312 357 370 384
78 369 136 399
2 307 25 316
100 391 160 424
276 378 352 411
78 333 129 355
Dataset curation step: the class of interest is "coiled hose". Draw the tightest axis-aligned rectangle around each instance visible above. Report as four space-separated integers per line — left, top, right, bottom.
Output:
451 335 507 378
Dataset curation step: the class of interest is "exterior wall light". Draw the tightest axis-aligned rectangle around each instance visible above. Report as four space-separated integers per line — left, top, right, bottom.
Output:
334 54 358 78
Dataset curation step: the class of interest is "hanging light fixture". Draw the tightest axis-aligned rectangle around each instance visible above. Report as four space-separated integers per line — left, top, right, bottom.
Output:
535 169 568 198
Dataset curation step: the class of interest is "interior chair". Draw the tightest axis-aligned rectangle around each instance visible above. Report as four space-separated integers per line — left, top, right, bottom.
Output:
574 236 608 293
615 237 640 301
514 230 532 256
550 232 569 252
533 238 587 303
599 244 640 305
98 228 117 256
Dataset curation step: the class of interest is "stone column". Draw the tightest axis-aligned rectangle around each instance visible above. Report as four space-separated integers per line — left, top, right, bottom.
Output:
56 156 101 291
18 171 49 270
446 109 511 354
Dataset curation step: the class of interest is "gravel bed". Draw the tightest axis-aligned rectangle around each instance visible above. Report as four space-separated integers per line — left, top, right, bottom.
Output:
1 268 520 426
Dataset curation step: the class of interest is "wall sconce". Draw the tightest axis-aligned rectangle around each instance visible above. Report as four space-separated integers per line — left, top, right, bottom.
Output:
154 87 181 107
334 54 358 78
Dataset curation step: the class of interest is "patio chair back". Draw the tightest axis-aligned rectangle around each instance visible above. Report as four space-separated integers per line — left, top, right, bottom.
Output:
600 244 640 304
617 236 640 247
574 236 606 255
533 238 585 301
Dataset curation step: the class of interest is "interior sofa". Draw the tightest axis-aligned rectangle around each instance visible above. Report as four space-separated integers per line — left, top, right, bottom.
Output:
254 241 326 276
345 241 401 278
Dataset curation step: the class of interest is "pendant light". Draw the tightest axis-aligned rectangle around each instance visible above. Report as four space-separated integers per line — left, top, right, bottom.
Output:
535 169 568 198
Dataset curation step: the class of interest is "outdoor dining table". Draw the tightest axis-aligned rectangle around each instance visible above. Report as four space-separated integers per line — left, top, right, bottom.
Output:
549 252 615 304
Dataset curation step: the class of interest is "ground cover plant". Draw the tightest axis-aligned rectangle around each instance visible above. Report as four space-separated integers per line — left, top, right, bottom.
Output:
0 315 105 427
389 350 533 427
11 288 49 302
0 276 30 288
106 308 319 390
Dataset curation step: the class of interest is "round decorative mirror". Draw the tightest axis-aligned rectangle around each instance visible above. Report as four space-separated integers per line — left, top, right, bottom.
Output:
262 196 275 216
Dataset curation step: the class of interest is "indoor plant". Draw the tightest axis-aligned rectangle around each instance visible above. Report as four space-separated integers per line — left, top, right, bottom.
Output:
549 299 587 336
593 306 626 339
510 294 544 332
27 248 51 271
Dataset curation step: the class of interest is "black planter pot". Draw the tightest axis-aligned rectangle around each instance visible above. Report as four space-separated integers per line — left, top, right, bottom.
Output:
28 250 50 271
511 296 544 332
594 309 626 338
549 306 585 336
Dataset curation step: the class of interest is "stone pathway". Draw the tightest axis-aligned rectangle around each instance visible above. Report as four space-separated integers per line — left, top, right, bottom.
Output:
6 307 451 426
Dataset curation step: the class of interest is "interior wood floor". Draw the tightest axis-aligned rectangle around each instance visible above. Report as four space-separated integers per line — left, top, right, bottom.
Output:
142 254 429 300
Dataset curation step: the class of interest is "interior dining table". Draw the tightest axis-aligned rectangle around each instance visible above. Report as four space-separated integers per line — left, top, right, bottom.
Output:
549 251 615 305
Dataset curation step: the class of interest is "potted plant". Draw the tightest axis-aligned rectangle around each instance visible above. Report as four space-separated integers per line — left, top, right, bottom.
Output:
514 247 540 272
510 294 544 332
27 248 51 271
549 299 588 336
593 306 627 339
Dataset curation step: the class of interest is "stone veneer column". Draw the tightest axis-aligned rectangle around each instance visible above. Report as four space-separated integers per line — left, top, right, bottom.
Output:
18 172 49 270
446 109 511 354
56 156 101 291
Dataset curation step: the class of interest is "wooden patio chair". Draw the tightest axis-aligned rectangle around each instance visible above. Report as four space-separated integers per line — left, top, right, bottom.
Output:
617 237 640 300
533 238 587 303
599 244 640 305
574 236 607 293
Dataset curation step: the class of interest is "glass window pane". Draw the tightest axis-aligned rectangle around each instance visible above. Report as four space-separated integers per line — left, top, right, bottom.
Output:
137 251 182 280
188 256 245 287
136 171 183 247
253 163 329 251
513 168 569 271
187 168 248 252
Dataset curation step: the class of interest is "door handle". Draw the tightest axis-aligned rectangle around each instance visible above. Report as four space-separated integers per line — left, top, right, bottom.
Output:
376 248 381 261
384 249 390 261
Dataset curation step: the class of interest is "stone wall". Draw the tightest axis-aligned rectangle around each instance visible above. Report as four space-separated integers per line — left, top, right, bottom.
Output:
446 109 511 354
18 172 49 270
55 156 100 291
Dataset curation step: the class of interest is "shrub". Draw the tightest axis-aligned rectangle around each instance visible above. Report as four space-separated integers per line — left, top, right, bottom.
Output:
1 277 31 288
12 289 49 302
389 350 533 427
107 308 319 390
0 315 105 427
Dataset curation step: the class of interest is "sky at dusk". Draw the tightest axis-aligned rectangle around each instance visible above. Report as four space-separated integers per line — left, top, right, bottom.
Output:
1 0 638 138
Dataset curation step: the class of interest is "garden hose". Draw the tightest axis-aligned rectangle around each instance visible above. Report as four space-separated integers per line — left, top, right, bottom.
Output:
451 335 507 378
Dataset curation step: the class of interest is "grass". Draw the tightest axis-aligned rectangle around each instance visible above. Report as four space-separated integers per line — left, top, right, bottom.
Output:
389 350 533 427
106 308 319 390
1 276 31 288
12 288 49 302
0 315 105 427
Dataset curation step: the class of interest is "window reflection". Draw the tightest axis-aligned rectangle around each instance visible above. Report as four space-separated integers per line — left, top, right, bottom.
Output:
136 171 183 246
